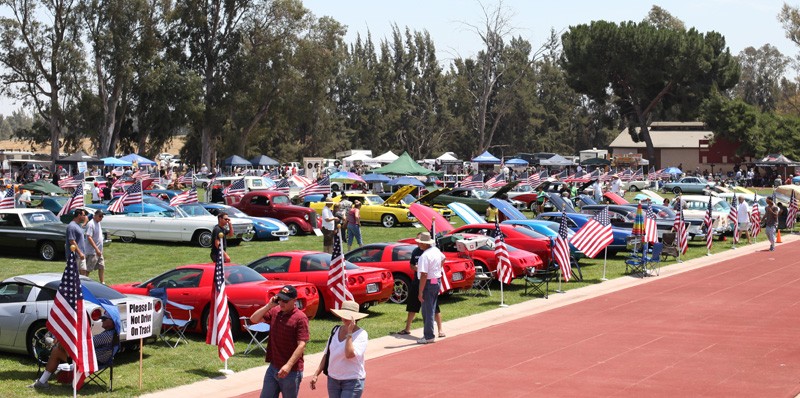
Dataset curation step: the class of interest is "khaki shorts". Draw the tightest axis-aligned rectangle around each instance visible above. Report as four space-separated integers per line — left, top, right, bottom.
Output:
78 258 87 272
86 254 105 272
738 221 751 231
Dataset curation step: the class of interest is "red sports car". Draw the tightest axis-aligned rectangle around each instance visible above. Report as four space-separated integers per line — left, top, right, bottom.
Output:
111 264 319 335
245 251 394 314
345 243 476 304
399 233 542 279
447 223 552 269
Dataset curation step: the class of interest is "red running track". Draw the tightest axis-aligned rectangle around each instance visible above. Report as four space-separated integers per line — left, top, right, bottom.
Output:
240 244 800 397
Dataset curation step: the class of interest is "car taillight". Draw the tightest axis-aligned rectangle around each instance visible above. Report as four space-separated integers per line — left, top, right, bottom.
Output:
90 308 102 321
305 287 313 296
347 277 357 286
154 300 162 313
443 265 451 273
357 276 365 284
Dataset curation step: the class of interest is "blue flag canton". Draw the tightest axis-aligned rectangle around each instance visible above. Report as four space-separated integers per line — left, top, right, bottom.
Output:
60 250 83 308
558 212 569 239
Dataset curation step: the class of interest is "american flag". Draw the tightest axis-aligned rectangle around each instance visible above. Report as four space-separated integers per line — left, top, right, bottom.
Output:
494 221 514 284
273 178 291 195
459 173 484 189
705 196 714 250
644 205 659 244
47 249 97 389
749 194 761 238
0 186 14 209
619 168 633 182
131 169 149 180
180 170 194 185
648 167 658 181
526 170 546 188
554 170 569 180
268 168 281 180
289 174 313 187
632 167 644 181
600 171 613 182
553 212 572 282
107 194 126 213
299 176 331 197
327 231 355 309
57 184 85 216
122 180 143 205
206 244 235 361
673 200 688 254
224 178 246 196
788 190 798 230
169 189 199 206
571 206 613 258
485 174 505 188
728 192 739 244
432 219 451 294
59 173 84 189
659 169 672 179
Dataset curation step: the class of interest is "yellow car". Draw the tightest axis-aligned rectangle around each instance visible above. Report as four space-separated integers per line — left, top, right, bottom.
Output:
380 185 454 221
310 190 417 228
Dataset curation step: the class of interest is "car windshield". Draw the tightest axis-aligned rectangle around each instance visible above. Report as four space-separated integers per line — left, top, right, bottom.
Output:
302 253 359 270
509 226 547 239
178 203 213 217
223 207 247 217
399 195 416 205
714 200 731 211
363 195 384 205
271 195 290 205
225 266 265 284
23 211 60 225
474 190 493 199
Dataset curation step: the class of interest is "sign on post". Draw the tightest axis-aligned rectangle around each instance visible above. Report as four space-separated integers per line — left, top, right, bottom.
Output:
127 300 154 339
77 161 88 173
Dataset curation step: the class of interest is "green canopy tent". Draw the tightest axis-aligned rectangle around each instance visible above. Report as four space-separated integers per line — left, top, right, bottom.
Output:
20 180 67 195
370 152 442 176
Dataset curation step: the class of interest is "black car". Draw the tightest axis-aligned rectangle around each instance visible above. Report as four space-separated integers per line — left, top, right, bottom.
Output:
0 209 68 260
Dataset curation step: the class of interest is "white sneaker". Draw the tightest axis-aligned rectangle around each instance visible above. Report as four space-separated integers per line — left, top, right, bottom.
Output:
28 380 48 389
416 338 435 344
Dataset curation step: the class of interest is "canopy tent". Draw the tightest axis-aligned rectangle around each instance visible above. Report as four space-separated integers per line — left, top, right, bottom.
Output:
436 152 460 163
371 152 441 176
329 171 366 183
223 155 252 167
119 153 157 166
539 154 574 167
580 157 610 166
101 157 132 167
664 167 683 175
755 153 800 166
20 180 66 195
342 152 374 163
249 155 280 167
505 158 529 167
55 150 104 167
388 176 425 187
471 151 501 164
372 151 399 164
363 173 391 183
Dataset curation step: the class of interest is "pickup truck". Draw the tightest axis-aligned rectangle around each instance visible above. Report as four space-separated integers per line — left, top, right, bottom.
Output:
230 190 319 236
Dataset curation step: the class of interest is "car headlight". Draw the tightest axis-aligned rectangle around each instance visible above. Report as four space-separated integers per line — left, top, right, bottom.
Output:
304 213 309 220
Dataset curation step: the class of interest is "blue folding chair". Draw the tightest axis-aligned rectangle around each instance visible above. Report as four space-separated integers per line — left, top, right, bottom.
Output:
148 288 193 348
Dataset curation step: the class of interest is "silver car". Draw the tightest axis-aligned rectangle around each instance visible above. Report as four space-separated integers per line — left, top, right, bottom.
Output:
0 273 164 363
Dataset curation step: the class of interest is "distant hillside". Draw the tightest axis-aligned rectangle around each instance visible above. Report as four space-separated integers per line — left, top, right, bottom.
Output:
0 137 186 157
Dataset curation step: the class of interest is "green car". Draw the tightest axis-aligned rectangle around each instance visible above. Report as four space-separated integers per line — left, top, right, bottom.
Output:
426 181 520 213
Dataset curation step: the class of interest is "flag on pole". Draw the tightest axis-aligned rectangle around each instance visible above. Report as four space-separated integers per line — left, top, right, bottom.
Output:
459 173 484 189
728 192 739 244
180 170 194 186
169 189 199 206
788 190 798 229
485 174 505 188
273 178 291 195
674 200 688 254
107 194 127 213
570 206 613 258
553 212 572 282
632 167 644 181
0 186 15 209
299 176 331 197
122 180 143 205
494 220 514 284
327 232 354 309
648 167 658 181
750 194 761 238
57 184 85 216
206 245 235 361
643 205 659 244
704 196 714 250
47 249 98 390
223 178 246 196
131 169 149 180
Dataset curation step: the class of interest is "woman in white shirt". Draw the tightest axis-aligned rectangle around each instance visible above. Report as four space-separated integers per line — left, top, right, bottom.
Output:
310 300 368 397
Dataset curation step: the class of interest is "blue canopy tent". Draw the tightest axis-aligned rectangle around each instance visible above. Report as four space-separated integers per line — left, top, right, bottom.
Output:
119 153 157 166
101 157 132 167
388 176 425 187
664 167 683 175
505 158 529 167
249 155 280 167
471 151 501 164
363 173 390 183
223 155 252 167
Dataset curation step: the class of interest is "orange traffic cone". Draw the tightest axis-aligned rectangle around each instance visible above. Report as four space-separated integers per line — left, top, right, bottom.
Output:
777 229 783 243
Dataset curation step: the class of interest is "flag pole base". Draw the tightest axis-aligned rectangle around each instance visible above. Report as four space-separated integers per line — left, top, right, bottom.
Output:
600 277 609 281
219 369 235 375
555 290 566 294
499 303 509 308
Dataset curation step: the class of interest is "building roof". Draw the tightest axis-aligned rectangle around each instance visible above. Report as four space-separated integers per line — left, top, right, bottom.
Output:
610 123 713 149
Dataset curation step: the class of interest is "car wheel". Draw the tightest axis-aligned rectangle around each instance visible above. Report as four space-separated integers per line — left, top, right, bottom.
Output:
196 230 213 248
381 214 398 228
27 321 52 364
202 182 208 189
391 274 411 304
119 235 135 243
672 187 682 194
629 185 639 192
241 231 254 242
38 241 57 261
359 302 371 312
529 202 537 212
287 223 301 236
316 295 327 317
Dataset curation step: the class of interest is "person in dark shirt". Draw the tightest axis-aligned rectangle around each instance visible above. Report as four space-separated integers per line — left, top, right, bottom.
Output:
211 185 225 203
211 212 233 263
393 232 444 337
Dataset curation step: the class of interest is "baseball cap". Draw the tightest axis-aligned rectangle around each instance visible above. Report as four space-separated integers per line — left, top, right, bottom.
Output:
276 285 297 301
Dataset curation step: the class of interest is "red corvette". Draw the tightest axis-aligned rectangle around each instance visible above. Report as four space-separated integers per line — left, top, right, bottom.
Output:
111 264 319 335
245 251 394 314
345 243 476 304
447 224 552 269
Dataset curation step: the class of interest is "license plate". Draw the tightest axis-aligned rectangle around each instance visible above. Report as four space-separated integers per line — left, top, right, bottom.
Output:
366 283 379 294
452 272 464 281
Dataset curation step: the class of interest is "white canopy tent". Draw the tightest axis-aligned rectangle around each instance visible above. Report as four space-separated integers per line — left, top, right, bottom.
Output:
371 151 399 164
436 152 460 162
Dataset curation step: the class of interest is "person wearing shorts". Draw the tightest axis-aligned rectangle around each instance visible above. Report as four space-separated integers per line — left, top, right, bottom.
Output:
85 210 106 283
736 195 752 244
66 209 88 274
393 232 444 338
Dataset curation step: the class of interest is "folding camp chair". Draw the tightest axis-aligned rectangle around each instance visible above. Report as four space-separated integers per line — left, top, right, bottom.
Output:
240 316 270 354
661 232 680 261
626 243 663 278
524 265 557 298
83 331 120 391
471 267 495 296
149 288 193 348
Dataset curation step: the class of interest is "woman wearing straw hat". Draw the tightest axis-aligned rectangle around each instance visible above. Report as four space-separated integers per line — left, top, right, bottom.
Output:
310 300 368 397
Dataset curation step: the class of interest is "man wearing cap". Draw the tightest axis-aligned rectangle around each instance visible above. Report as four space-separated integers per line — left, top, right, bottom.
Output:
610 174 621 195
29 314 117 389
85 210 106 282
91 181 102 203
251 285 309 398
322 201 339 254
415 232 445 344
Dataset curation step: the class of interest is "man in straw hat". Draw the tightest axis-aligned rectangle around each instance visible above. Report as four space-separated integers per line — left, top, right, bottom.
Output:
310 300 369 396
251 285 310 398
415 232 445 344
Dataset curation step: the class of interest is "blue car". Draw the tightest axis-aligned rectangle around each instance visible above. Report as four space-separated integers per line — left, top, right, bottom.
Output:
144 189 183 201
535 212 631 253
202 203 290 241
502 219 584 259
87 195 171 214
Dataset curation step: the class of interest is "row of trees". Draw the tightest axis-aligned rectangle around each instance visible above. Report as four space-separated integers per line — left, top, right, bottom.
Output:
0 1 798 166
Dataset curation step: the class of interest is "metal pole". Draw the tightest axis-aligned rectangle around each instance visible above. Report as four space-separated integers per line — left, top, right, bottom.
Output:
600 247 608 281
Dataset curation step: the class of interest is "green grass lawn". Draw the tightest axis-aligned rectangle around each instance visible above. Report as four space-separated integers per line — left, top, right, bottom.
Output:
0 188 783 397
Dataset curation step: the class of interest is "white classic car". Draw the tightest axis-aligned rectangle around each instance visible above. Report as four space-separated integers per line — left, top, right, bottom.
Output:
102 203 254 247
672 195 732 234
